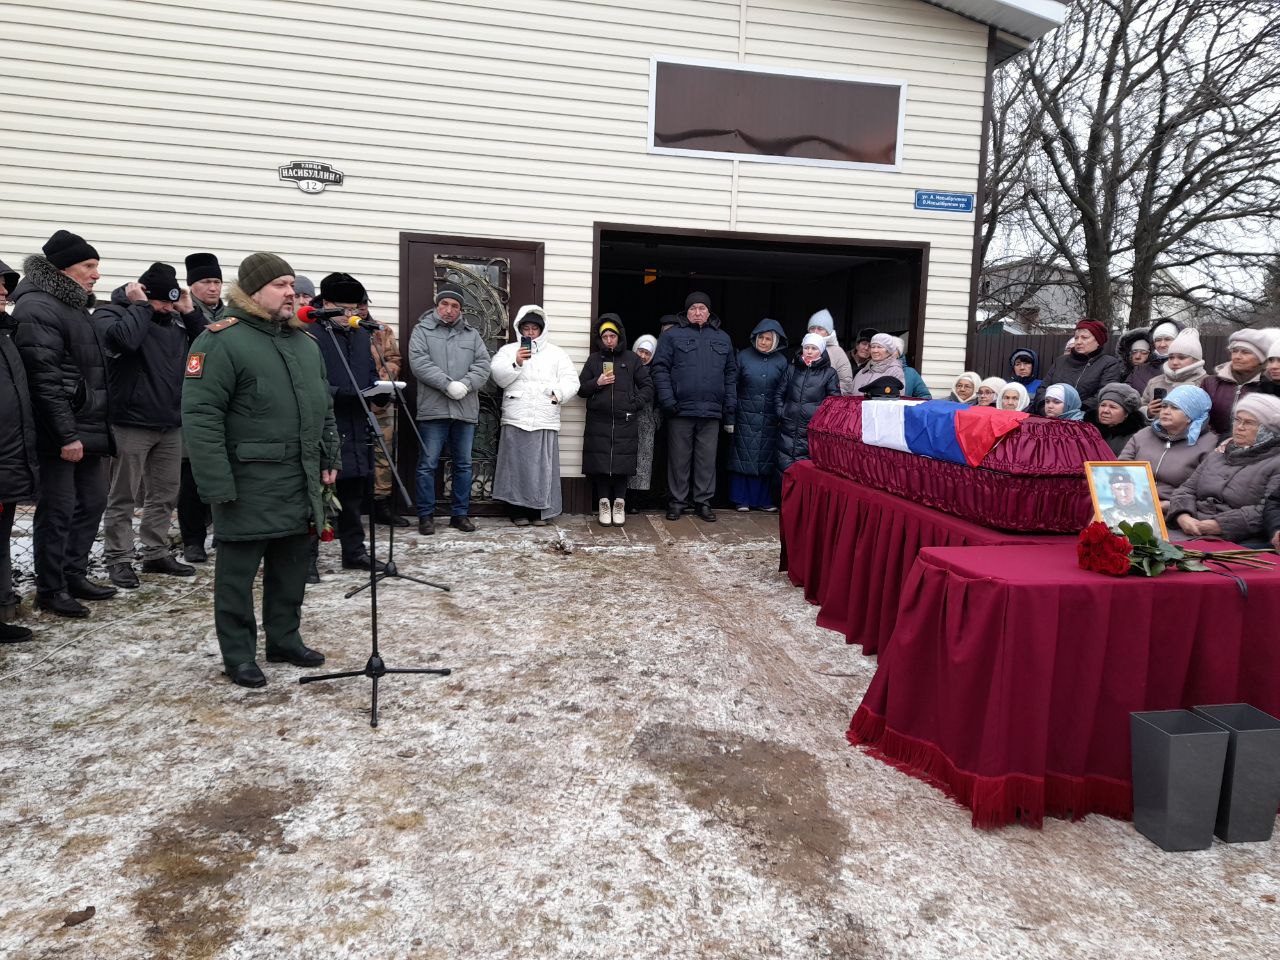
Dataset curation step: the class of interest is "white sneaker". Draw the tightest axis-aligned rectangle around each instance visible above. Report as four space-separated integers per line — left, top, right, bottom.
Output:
598 498 612 525
612 499 626 525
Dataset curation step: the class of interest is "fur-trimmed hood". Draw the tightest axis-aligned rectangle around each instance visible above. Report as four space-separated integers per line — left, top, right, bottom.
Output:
13 254 95 310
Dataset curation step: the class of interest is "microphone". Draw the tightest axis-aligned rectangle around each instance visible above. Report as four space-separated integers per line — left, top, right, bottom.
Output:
297 305 383 331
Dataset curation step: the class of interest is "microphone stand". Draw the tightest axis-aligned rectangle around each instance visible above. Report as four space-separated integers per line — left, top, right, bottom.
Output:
299 318 450 727
345 333 446 597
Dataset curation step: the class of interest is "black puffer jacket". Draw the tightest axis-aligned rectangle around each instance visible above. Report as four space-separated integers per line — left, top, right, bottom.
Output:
94 285 204 430
577 314 654 476
11 255 114 457
1033 347 1125 415
313 321 378 478
0 311 39 503
775 350 840 473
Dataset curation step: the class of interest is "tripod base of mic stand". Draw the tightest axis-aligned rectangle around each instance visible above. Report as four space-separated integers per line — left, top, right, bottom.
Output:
300 655 452 728
345 560 450 599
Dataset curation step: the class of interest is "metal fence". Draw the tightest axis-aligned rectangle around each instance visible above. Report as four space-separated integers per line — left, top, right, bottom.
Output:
968 331 1233 382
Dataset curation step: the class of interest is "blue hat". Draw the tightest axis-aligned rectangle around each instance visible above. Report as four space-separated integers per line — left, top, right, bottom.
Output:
1161 384 1211 444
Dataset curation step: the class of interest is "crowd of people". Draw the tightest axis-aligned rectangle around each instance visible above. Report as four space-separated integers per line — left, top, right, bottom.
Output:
945 318 1280 550
2 230 1279 674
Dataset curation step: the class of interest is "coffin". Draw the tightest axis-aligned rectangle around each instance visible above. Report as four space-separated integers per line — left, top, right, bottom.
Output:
807 397 1112 533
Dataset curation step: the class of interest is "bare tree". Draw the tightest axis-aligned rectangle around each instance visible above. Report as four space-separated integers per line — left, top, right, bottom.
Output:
987 0 1280 332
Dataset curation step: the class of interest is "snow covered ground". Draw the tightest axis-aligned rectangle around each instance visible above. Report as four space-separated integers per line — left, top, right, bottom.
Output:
1 513 1276 960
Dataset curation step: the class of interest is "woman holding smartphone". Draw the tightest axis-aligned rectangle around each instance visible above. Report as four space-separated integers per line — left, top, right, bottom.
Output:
577 314 653 526
491 305 580 526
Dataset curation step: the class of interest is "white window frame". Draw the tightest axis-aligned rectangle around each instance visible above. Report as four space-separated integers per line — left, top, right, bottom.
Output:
647 56 908 173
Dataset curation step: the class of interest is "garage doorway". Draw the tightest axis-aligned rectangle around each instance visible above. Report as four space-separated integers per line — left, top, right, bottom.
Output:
592 224 928 507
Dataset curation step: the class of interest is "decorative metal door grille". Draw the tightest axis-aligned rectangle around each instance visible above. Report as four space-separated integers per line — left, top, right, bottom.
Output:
434 256 510 504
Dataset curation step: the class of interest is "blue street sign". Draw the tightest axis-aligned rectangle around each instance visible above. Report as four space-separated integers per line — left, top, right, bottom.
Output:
914 190 975 214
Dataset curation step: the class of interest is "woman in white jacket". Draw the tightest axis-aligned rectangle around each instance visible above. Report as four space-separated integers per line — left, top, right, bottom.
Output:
491 305 580 525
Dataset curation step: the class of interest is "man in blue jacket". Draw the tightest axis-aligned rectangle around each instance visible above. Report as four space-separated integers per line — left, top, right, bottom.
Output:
651 292 737 522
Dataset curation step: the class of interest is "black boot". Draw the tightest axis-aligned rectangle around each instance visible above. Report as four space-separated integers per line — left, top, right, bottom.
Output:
142 556 197 577
66 576 117 601
373 498 410 527
183 543 208 563
225 662 267 688
342 553 388 573
34 591 90 618
0 621 34 643
306 561 321 585
108 562 140 589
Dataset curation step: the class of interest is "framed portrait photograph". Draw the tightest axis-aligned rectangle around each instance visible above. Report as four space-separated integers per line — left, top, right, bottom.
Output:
1084 460 1168 539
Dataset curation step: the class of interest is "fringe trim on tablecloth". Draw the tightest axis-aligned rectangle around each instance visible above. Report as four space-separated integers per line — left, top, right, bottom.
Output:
848 705 1133 829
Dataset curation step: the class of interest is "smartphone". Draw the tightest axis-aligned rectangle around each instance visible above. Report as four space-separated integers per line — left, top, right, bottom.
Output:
520 335 532 351
602 361 614 375
1153 388 1167 401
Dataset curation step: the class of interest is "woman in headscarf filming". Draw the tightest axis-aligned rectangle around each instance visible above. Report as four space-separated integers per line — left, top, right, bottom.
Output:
491 305 579 526
775 334 840 474
1166 393 1280 546
577 314 652 526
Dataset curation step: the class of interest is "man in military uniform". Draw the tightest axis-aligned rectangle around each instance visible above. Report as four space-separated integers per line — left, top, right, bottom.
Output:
182 252 341 688
1101 469 1156 529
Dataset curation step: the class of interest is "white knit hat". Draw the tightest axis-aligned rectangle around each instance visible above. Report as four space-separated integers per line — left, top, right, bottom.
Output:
1235 393 1280 430
1228 328 1273 363
1166 327 1203 361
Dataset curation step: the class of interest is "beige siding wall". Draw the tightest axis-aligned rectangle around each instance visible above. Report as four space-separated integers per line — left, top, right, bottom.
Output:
1 0 988 475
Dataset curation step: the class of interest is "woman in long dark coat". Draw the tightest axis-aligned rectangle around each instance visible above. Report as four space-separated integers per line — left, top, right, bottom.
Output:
577 314 653 526
728 319 788 511
775 334 841 474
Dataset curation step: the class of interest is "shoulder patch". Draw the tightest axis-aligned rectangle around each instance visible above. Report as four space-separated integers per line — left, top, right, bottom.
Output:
207 317 240 332
185 353 205 378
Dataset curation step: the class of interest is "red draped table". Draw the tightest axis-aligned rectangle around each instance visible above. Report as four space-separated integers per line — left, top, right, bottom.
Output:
779 460 1062 654
849 542 1280 828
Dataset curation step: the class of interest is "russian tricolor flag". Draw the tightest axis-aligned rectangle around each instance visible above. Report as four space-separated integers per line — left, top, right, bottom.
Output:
861 400 1028 467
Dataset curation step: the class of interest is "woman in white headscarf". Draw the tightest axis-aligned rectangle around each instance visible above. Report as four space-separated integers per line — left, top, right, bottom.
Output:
975 377 1007 407
950 371 981 404
1043 383 1085 421
1000 382 1030 412
627 334 661 507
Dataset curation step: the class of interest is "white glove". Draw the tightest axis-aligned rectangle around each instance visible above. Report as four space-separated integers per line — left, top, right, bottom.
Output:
446 381 469 400
723 424 735 434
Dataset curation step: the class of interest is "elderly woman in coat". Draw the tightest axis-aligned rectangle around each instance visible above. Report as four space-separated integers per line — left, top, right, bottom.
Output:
1033 319 1125 414
775 334 840 474
626 334 660 508
729 319 788 511
577 314 652 526
1120 384 1218 505
491 305 580 526
1089 382 1146 455
1166 393 1280 546
806 310 853 395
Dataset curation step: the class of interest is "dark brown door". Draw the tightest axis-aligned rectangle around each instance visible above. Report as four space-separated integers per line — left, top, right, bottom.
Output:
396 233 544 515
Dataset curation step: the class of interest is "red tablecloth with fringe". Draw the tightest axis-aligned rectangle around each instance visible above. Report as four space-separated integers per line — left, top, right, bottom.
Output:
848 542 1280 829
779 460 1061 654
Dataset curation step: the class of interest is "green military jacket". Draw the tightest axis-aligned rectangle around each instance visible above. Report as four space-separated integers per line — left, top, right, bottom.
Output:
181 290 340 541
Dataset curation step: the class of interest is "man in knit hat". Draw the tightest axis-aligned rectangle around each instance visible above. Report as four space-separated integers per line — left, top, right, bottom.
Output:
11 230 117 617
96 262 205 588
182 252 341 688
1203 328 1271 435
650 291 737 522
407 284 491 535
0 257 39 640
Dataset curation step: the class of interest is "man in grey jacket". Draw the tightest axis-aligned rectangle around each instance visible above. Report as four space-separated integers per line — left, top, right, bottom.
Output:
407 286 491 534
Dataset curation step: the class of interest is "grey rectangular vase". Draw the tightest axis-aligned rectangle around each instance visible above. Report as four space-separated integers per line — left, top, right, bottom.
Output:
1130 709 1229 852
1192 704 1280 844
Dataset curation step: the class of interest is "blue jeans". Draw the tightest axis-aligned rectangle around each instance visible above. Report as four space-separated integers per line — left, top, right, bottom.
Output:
416 419 476 517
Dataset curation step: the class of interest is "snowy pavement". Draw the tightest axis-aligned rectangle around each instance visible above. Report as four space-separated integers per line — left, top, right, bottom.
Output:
1 513 1277 959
